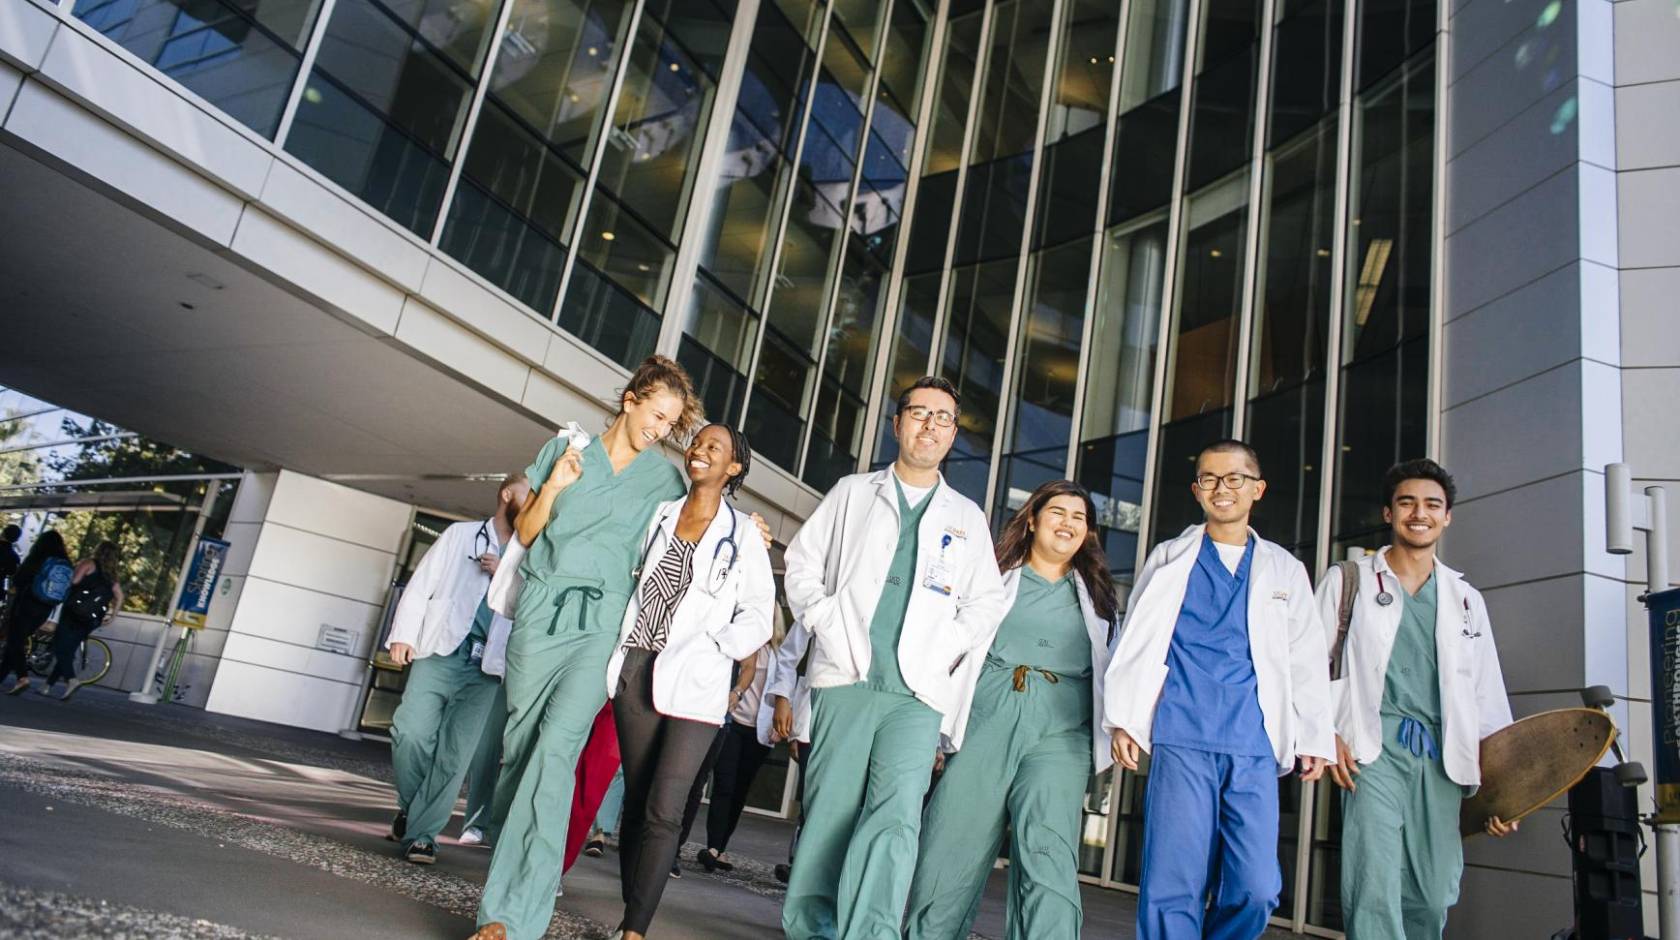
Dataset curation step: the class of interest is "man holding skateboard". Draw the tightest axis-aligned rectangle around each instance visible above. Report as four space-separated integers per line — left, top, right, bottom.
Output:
1318 459 1516 939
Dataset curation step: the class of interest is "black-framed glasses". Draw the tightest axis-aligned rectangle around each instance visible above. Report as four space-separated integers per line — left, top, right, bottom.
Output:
901 405 957 428
1194 472 1261 491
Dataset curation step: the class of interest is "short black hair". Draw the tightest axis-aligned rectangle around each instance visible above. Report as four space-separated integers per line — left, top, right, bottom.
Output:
1382 459 1456 509
1 524 19 542
1196 439 1262 478
895 376 960 416
702 422 753 498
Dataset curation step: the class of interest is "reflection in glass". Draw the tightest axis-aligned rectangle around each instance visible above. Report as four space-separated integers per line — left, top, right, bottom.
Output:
830 0 882 62
877 1 929 114
1034 127 1106 249
744 325 815 472
286 0 497 235
873 272 941 467
1186 43 1258 191
1358 0 1435 91
1246 121 1336 558
1078 217 1167 581
437 0 630 305
1046 0 1120 141
557 258 662 368
924 7 985 175
573 188 674 309
1330 55 1433 550
938 259 1018 504
1269 0 1343 147
967 0 1053 164
1165 174 1248 424
75 0 320 137
1117 0 1188 112
1108 89 1182 225
994 238 1091 524
680 274 759 423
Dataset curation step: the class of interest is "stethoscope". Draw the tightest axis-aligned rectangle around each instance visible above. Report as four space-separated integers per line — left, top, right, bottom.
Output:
468 520 493 561
634 503 740 597
1373 570 1480 638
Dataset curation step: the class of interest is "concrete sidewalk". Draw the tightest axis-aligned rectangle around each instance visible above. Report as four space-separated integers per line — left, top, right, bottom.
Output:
0 686 1290 938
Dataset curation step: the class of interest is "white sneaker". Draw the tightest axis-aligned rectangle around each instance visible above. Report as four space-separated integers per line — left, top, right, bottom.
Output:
60 679 82 701
5 676 29 695
459 826 485 846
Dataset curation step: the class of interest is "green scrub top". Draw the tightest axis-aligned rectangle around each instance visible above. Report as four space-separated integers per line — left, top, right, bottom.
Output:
990 568 1091 677
468 592 493 646
519 435 686 589
864 476 934 696
1381 572 1442 727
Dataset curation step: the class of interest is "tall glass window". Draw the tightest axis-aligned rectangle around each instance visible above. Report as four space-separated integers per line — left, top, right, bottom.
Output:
1032 0 1120 249
1269 0 1344 147
286 0 503 237
1150 172 1248 542
1077 214 1167 585
1109 0 1189 226
557 0 731 370
438 0 631 313
1329 52 1433 557
1185 0 1262 191
75 0 324 138
1247 120 1338 561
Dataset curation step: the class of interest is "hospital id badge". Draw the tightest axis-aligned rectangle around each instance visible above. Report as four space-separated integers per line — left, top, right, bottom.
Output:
922 560 954 596
469 640 485 664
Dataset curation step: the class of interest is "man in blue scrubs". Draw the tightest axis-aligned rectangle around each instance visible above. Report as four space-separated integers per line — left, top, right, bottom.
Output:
1105 440 1334 939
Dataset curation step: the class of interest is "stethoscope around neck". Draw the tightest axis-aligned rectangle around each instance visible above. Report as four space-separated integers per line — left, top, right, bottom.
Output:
633 501 740 597
1373 569 1479 638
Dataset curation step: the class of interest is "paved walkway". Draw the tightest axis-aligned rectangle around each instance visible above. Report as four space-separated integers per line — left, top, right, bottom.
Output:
0 686 1293 938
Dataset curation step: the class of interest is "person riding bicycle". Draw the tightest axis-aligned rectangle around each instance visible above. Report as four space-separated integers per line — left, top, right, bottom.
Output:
40 541 124 700
3 531 72 696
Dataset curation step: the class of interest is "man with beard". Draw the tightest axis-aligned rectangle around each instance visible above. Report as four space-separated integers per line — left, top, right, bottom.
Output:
383 472 529 865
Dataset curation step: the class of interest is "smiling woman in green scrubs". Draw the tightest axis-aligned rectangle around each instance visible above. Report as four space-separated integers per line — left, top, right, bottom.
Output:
905 480 1121 940
472 356 700 940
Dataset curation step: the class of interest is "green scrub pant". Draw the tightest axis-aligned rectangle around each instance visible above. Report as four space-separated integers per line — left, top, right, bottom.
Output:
463 681 508 837
476 579 624 940
783 683 942 940
905 666 1091 940
389 643 499 848
1342 715 1464 940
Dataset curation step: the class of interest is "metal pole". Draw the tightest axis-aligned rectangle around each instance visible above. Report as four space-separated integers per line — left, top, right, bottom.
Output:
129 483 220 705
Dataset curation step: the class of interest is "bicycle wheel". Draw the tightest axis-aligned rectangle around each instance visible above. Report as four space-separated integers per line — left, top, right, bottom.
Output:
25 634 54 678
74 637 112 685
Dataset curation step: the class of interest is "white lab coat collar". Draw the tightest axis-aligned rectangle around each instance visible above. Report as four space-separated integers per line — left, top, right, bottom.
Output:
1101 524 1336 775
384 518 511 667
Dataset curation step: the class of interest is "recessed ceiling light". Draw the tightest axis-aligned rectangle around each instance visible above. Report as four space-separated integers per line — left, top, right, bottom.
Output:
602 231 616 241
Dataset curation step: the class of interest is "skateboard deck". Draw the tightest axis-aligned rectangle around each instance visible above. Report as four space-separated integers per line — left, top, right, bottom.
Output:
1461 707 1616 838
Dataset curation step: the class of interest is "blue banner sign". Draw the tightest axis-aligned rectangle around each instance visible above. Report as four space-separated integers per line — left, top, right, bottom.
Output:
1650 587 1680 823
174 537 231 629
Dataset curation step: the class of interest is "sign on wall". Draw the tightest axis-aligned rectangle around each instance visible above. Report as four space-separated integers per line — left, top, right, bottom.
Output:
1649 587 1680 823
172 537 231 630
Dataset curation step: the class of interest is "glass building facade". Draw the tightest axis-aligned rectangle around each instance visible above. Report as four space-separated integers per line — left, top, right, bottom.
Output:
77 0 1442 930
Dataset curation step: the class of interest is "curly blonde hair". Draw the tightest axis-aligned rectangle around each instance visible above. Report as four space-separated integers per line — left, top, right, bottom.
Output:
620 355 704 443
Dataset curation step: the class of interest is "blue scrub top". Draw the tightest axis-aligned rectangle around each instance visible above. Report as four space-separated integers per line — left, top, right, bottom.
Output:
1151 534 1271 757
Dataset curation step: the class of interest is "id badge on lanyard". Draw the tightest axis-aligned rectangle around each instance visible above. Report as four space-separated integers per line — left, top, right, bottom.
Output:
922 531 960 596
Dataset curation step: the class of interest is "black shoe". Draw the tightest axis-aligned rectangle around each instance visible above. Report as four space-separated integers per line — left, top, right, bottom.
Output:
405 840 436 865
699 848 719 872
386 810 407 842
584 838 605 858
669 861 682 878
774 863 791 884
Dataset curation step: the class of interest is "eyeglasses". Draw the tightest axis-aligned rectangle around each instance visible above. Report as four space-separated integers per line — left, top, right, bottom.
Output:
900 406 957 428
1194 472 1261 491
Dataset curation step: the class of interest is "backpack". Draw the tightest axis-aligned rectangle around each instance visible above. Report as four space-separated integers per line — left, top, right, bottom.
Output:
1327 559 1360 681
32 558 73 605
63 571 115 626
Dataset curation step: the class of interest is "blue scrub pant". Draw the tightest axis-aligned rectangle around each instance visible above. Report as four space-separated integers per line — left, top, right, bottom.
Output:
1138 744 1280 940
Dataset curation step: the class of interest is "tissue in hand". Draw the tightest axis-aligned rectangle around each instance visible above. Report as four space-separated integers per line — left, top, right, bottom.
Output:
559 421 591 452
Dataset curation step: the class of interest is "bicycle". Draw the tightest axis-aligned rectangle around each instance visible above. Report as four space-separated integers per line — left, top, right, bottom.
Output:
25 626 112 687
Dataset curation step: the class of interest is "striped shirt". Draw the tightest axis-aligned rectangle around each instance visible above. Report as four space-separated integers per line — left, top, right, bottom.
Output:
625 537 697 652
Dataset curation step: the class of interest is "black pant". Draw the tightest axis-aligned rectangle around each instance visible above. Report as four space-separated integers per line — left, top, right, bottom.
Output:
678 725 728 849
46 619 92 684
1 597 55 682
704 720 771 853
613 649 723 935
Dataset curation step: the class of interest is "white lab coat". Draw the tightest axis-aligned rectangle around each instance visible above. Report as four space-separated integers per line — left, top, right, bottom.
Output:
782 468 1010 749
1316 547 1512 787
944 566 1119 771
758 618 813 746
385 518 510 667
1102 525 1337 775
605 496 776 725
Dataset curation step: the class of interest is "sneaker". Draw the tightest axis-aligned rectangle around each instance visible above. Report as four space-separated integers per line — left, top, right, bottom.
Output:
468 923 507 940
5 677 29 695
774 863 791 884
583 837 605 858
59 679 82 701
459 826 485 846
405 840 437 864
669 860 682 879
387 810 407 842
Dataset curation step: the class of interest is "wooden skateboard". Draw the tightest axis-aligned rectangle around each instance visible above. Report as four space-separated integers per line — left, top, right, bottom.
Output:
1460 707 1617 838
